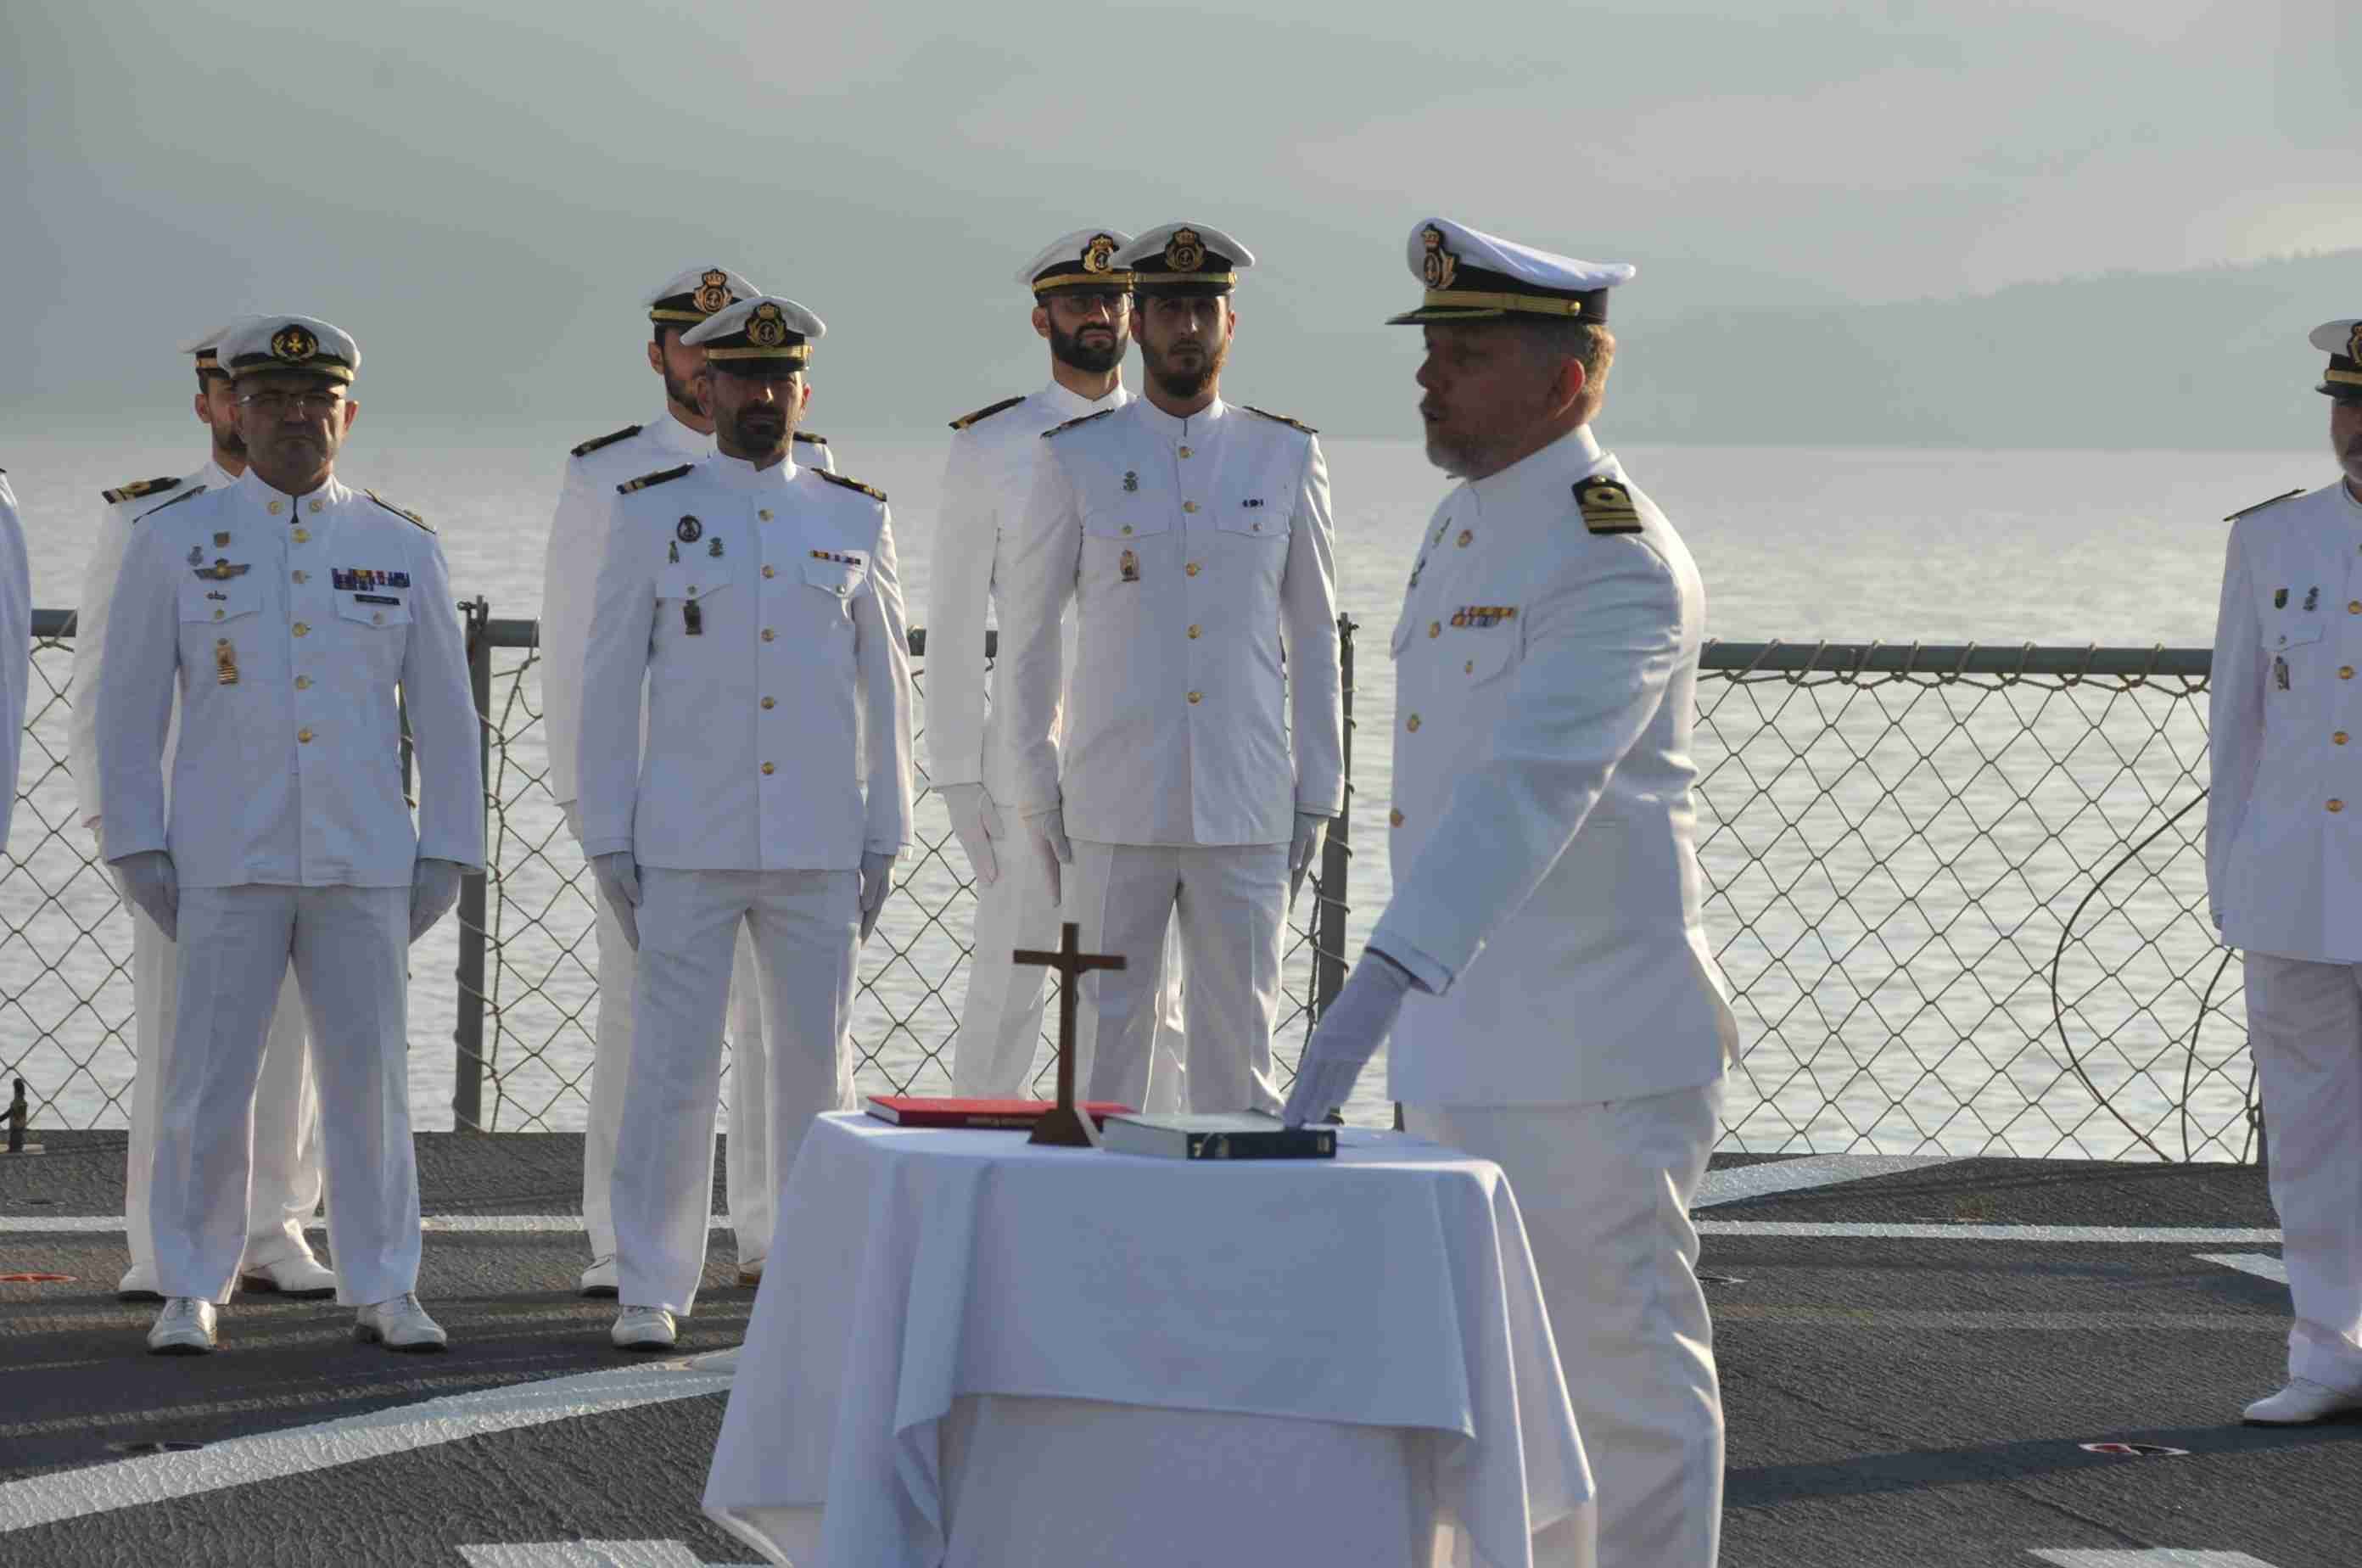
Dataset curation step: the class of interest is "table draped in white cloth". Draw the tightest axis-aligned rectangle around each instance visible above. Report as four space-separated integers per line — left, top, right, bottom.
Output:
702 1113 1595 1568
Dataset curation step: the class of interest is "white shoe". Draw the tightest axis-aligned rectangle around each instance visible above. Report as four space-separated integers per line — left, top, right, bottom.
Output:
611 1305 678 1352
148 1297 217 1355
239 1254 339 1299
2242 1377 2362 1425
118 1265 163 1302
354 1292 448 1352
579 1256 619 1298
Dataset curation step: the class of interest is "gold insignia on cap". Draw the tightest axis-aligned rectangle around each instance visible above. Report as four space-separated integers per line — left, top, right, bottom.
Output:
1165 227 1206 273
693 270 733 315
747 301 789 348
1084 234 1117 274
270 324 319 363
2348 323 2362 363
1421 226 1459 291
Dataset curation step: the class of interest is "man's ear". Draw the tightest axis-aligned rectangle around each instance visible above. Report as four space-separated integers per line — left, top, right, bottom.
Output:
1551 356 1588 420
646 339 665 376
1032 303 1052 342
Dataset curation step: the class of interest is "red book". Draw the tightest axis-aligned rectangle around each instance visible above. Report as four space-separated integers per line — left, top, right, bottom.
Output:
863 1095 1133 1130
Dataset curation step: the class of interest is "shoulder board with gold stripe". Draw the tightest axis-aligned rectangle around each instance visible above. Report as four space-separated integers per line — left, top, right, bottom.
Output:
132 484 207 524
1041 407 1117 440
618 464 693 496
1240 404 1318 434
1575 476 1643 535
102 475 183 507
793 430 831 447
812 468 886 503
366 490 433 532
571 424 643 459
949 395 1026 431
2223 487 2306 523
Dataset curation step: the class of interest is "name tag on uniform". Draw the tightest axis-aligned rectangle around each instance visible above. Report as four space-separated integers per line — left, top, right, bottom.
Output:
355 592 401 606
1448 605 1519 629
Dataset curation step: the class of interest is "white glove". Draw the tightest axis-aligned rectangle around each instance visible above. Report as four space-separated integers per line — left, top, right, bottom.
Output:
1280 950 1415 1127
1023 804 1073 906
111 850 179 940
859 849 895 944
1287 810 1330 912
408 858 465 944
937 781 1002 886
590 851 641 950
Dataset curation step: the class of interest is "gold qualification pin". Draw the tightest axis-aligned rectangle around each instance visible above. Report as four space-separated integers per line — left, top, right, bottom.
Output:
215 638 238 686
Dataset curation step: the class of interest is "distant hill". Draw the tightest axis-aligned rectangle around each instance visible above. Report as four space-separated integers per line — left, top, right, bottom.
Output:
1604 249 2357 450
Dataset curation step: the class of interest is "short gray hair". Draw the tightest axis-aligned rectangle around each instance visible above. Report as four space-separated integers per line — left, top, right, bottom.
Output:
1512 319 1615 422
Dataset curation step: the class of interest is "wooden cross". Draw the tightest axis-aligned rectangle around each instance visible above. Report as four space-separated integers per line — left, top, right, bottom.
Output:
1013 921 1127 1148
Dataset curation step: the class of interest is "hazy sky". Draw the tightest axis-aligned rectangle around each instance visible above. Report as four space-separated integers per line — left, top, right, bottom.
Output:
7 0 2358 437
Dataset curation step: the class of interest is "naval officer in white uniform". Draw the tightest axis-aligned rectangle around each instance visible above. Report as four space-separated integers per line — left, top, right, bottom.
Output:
576 295 911 1350
2205 316 2362 1426
98 315 484 1356
74 320 333 1305
543 266 836 1297
929 228 1185 1101
1004 222 1342 1114
1285 220 1741 1568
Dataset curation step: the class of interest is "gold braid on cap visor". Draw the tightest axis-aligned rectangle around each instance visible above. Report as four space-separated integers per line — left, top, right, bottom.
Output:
1033 272 1139 294
1416 289 1587 316
702 344 812 362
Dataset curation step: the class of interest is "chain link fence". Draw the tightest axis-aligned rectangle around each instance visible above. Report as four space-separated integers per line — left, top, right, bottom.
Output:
0 616 2258 1162
1695 641 2253 1162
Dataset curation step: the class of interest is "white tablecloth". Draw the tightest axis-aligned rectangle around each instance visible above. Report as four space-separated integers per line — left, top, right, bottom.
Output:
702 1113 1593 1568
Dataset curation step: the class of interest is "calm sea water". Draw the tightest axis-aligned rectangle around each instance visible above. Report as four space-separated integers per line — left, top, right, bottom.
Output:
3 428 2325 1148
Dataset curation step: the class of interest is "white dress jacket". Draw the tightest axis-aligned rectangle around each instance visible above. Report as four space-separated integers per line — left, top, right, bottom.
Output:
999 397 1343 847
2206 478 2362 964
540 413 833 809
1374 427 1739 1107
574 454 911 873
96 470 484 887
924 381 1128 795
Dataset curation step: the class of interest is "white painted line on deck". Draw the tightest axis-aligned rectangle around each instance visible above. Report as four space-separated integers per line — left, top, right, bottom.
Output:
1694 1154 1964 1207
2031 1549 2285 1567
2194 1252 2290 1285
0 1213 728 1235
1699 1221 2281 1243
0 1358 732 1534
458 1540 763 1568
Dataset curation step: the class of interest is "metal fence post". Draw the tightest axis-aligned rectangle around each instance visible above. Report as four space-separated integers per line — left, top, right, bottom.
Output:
451 596 492 1132
1311 614 1356 1026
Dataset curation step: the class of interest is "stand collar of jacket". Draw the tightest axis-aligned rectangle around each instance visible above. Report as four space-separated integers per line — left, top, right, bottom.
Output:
1467 423 1607 508
707 449 796 490
1136 394 1227 440
1040 378 1130 420
652 407 715 460
234 466 348 511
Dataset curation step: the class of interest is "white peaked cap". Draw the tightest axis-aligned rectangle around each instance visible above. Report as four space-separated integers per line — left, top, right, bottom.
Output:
1016 227 1137 292
218 314 361 383
1388 216 1634 325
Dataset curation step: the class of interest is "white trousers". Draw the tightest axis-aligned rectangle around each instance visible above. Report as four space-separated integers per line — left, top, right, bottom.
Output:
1067 840 1287 1115
582 890 776 1265
1408 1081 1725 1568
122 899 322 1282
2240 953 2362 1391
613 868 857 1316
950 833 1190 1111
152 884 419 1307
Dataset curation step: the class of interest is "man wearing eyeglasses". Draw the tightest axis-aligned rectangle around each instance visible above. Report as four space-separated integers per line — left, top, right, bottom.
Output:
97 315 484 1356
72 319 334 1307
541 266 835 1298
